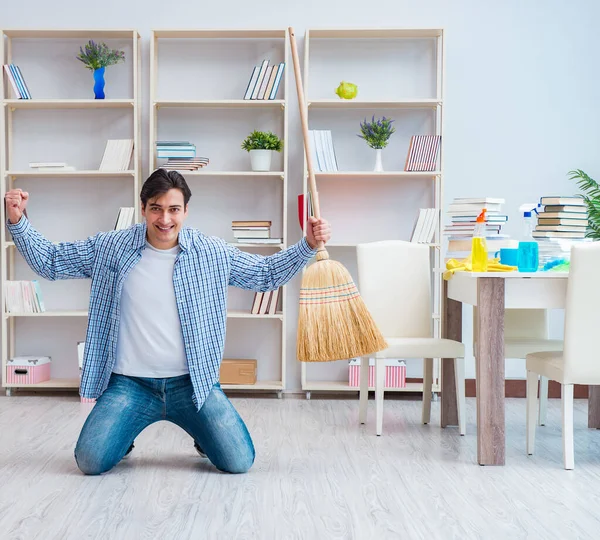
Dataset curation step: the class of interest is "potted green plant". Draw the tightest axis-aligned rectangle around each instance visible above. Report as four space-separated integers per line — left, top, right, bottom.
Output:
241 130 283 171
568 169 600 239
358 116 396 172
76 40 125 99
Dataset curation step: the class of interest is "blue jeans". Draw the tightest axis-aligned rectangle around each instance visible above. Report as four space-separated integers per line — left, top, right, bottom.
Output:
74 373 255 475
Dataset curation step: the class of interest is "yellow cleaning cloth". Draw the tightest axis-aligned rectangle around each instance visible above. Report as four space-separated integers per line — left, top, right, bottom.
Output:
443 255 517 280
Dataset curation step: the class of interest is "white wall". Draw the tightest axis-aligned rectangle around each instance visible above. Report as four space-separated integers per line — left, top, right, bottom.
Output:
2 0 600 390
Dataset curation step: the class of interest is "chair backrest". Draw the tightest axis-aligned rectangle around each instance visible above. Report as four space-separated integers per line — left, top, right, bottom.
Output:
563 241 600 382
473 308 549 344
356 240 432 338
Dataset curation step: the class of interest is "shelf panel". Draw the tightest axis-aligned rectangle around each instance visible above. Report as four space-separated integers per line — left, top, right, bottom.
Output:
308 99 441 109
3 99 134 109
313 171 441 179
154 100 285 109
153 29 286 39
221 380 283 391
4 311 88 318
5 242 15 248
229 243 284 249
3 30 138 39
6 170 135 178
308 28 443 39
175 171 284 178
303 381 425 392
5 378 80 389
327 242 440 248
227 310 283 320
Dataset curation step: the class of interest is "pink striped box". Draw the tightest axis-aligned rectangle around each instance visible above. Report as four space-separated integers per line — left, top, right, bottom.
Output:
348 358 406 388
6 356 51 385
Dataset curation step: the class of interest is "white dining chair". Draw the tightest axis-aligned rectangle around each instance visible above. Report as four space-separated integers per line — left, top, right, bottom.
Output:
356 240 466 436
526 241 600 469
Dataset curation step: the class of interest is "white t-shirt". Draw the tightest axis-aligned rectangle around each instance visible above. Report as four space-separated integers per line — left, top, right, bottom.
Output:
113 242 189 377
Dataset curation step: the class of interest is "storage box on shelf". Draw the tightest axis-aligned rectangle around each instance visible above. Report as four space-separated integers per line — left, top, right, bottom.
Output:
150 29 289 396
299 28 445 398
1 29 142 395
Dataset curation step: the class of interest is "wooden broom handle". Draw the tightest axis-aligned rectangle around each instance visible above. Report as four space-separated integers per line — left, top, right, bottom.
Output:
288 27 321 223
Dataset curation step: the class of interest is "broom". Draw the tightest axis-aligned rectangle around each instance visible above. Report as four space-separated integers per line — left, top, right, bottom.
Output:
288 27 389 362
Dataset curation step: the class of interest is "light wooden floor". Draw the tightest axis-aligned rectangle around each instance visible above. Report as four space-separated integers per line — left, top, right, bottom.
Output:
1 393 600 540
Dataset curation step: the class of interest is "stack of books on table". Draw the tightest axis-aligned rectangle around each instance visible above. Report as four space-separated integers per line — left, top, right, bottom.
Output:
444 197 512 260
232 221 282 245
535 195 590 268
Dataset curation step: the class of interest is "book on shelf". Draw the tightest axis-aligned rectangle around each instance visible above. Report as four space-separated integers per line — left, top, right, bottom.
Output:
404 135 441 172
3 64 31 99
29 162 67 168
410 208 438 244
3 280 45 313
99 139 134 171
161 158 209 171
156 141 196 159
243 60 285 100
232 220 271 227
114 207 135 230
250 288 281 315
308 130 338 172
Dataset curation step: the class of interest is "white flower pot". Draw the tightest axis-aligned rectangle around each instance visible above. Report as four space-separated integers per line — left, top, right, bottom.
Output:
250 149 272 172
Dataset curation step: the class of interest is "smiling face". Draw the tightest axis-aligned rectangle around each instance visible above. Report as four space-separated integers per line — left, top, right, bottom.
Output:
141 188 188 249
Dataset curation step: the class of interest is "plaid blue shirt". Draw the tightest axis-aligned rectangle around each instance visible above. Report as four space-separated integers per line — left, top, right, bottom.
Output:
7 217 316 409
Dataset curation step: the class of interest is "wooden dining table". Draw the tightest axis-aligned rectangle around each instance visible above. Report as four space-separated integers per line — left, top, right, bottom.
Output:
440 271 600 465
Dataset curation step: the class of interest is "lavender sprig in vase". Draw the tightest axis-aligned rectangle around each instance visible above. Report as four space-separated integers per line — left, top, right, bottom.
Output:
358 116 396 172
76 40 125 99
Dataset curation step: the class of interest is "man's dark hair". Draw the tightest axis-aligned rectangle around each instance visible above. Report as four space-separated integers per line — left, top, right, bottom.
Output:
140 169 192 208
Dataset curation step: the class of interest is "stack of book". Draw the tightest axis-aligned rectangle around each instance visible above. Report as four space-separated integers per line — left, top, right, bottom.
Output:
411 208 439 244
28 162 76 172
3 281 45 313
161 158 209 171
156 141 196 159
444 197 512 259
535 196 590 268
308 130 338 172
114 207 135 230
3 64 31 99
232 220 282 244
534 196 588 239
99 139 134 171
404 135 441 172
243 60 285 100
250 288 281 315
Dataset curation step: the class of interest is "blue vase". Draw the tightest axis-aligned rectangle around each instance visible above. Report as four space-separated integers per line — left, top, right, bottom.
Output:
93 67 105 99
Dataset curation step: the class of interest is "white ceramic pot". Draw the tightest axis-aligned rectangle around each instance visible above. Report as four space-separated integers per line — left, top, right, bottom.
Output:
250 149 272 171
373 148 384 172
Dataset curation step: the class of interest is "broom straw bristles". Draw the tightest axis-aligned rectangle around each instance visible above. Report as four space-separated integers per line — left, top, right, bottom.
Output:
297 250 388 362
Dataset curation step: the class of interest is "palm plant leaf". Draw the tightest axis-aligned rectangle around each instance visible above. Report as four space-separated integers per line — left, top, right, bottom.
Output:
568 169 600 240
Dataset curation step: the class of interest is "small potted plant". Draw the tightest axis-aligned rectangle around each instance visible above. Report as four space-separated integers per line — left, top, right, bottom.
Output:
76 40 125 99
358 116 396 172
241 130 283 171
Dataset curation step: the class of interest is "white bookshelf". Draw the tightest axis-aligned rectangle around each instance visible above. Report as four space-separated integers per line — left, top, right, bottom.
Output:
150 29 289 396
0 29 142 396
300 28 445 397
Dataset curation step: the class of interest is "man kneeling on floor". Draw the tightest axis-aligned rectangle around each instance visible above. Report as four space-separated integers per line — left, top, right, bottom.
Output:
4 169 331 475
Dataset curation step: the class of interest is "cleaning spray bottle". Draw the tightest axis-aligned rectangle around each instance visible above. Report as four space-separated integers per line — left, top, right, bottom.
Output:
471 209 488 272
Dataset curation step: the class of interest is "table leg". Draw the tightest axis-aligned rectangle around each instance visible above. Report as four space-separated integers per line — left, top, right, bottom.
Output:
588 386 600 429
441 280 461 427
476 277 505 465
